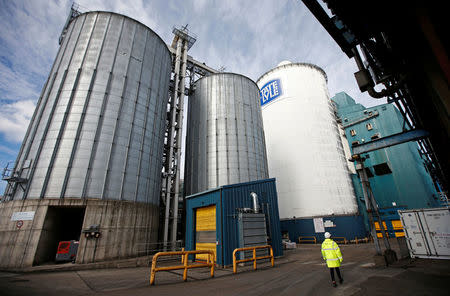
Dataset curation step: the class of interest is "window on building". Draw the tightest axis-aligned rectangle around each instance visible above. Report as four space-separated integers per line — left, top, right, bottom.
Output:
365 168 374 178
382 106 387 111
371 133 380 140
373 163 392 175
351 140 359 146
366 123 373 130
350 129 356 136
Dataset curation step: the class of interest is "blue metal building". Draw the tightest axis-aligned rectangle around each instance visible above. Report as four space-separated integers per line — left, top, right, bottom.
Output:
331 92 441 229
185 178 283 266
281 215 367 244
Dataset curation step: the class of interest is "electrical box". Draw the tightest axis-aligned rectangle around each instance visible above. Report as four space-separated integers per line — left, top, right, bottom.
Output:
237 212 268 260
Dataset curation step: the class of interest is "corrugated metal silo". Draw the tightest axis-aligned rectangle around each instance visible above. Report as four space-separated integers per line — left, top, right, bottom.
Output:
0 11 171 268
12 11 171 202
257 62 358 219
184 73 269 196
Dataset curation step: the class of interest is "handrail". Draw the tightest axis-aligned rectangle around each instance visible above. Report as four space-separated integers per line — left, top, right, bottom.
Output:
232 245 274 274
150 250 214 285
333 237 348 244
298 236 317 244
354 237 369 244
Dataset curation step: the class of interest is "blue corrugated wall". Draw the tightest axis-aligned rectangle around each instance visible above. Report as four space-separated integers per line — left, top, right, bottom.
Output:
185 178 283 266
280 215 367 243
221 179 283 265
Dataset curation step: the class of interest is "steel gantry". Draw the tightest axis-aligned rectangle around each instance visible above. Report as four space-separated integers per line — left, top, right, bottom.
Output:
161 26 217 250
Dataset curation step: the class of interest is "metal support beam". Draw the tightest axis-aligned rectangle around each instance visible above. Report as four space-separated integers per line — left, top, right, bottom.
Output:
301 0 355 58
355 158 391 255
343 111 379 128
163 37 183 251
352 129 429 156
161 26 217 251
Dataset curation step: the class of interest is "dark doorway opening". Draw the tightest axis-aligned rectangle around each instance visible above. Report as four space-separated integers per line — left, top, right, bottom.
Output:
33 206 86 266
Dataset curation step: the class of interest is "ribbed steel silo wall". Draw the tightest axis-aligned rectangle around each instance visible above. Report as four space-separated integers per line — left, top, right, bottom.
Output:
185 73 269 195
10 12 171 203
257 63 358 219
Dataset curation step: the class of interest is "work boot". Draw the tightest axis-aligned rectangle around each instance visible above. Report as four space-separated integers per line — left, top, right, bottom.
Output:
339 278 344 284
332 281 337 287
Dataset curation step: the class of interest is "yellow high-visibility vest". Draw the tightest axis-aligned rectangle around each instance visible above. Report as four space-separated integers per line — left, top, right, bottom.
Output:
321 238 343 268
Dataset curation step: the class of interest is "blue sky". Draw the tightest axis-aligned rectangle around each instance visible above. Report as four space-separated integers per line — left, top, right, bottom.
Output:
0 0 384 194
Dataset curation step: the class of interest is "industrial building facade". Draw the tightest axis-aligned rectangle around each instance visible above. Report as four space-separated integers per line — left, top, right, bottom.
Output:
332 92 441 235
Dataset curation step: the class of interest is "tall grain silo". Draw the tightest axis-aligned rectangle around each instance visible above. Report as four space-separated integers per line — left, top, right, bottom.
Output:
0 11 171 269
257 61 364 241
184 73 269 195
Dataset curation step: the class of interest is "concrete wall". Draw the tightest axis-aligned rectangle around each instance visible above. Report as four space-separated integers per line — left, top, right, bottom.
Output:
0 199 159 270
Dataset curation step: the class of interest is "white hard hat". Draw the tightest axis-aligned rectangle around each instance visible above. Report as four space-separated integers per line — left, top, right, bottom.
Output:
324 232 331 239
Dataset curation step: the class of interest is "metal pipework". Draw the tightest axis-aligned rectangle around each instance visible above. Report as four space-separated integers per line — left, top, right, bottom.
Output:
163 37 183 250
352 47 404 99
250 192 260 213
171 39 188 245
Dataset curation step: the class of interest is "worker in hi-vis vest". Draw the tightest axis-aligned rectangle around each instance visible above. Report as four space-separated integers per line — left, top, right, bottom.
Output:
321 232 344 287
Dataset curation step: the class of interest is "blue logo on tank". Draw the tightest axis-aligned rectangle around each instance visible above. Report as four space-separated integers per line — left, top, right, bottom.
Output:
260 79 282 106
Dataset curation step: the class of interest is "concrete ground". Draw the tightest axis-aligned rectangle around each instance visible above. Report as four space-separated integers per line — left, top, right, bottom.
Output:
1 242 449 296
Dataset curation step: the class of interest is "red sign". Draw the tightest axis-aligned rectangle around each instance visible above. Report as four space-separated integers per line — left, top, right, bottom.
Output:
16 220 24 229
57 241 71 254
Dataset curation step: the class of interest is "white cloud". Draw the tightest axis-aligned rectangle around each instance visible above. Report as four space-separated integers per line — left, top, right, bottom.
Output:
0 0 385 152
0 145 18 156
0 100 35 142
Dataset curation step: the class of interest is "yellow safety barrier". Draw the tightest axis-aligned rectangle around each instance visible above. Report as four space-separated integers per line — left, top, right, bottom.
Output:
298 236 317 244
375 221 390 238
232 245 274 274
150 250 214 285
333 237 348 244
391 220 405 237
354 237 369 244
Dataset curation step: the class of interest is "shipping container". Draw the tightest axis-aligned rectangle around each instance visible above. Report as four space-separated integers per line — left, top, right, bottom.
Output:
185 178 283 266
399 208 450 259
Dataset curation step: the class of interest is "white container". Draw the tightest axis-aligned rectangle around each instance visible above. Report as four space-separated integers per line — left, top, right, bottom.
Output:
257 61 358 219
399 208 450 259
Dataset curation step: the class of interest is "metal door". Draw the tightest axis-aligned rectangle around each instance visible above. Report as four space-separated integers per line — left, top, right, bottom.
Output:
400 211 429 257
195 205 217 261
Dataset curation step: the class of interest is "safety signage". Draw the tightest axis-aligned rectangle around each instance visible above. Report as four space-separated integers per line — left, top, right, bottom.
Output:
16 220 24 229
313 218 325 233
11 211 35 221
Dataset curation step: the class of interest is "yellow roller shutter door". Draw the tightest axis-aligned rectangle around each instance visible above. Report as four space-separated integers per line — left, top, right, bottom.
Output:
195 205 217 261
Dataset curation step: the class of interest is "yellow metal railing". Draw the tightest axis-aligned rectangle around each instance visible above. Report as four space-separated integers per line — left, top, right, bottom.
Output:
232 245 274 274
298 236 317 244
354 237 369 244
333 237 348 244
150 250 215 285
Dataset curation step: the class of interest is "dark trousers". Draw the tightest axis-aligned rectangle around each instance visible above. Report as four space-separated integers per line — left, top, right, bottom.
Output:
329 267 342 282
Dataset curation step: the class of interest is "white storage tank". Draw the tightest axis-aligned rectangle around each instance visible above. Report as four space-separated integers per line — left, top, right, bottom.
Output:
257 61 358 219
184 73 269 195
